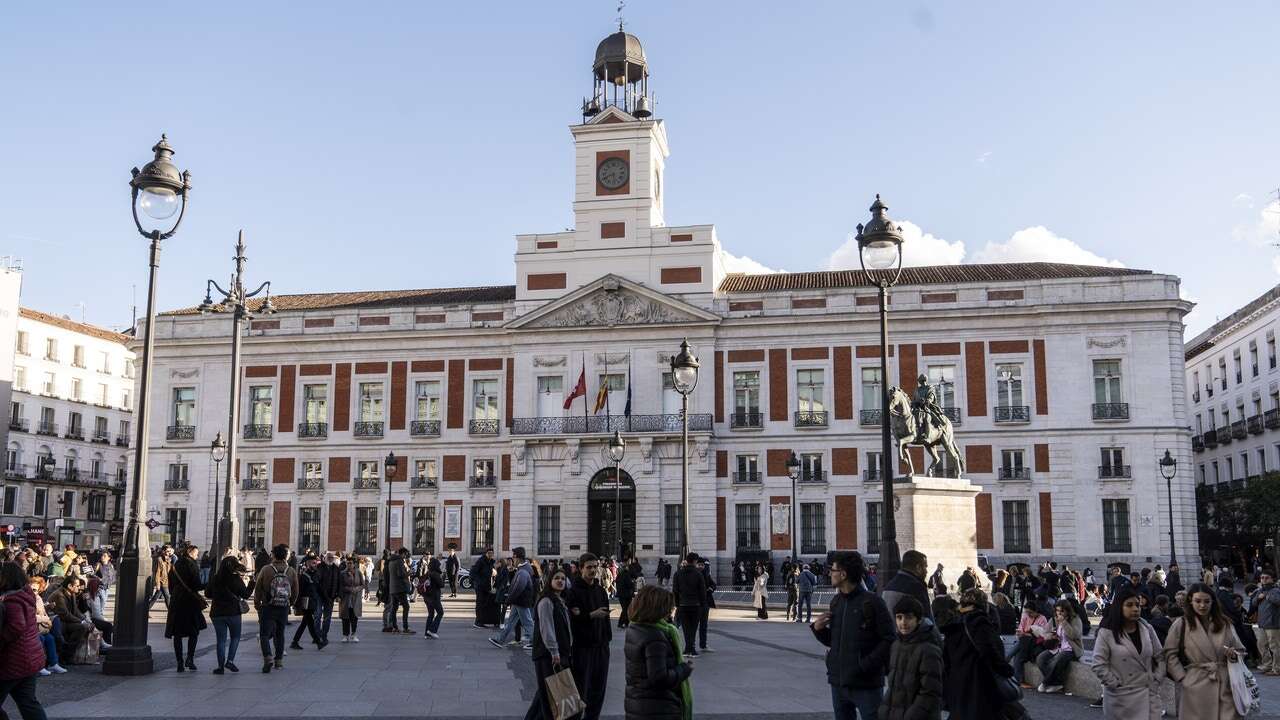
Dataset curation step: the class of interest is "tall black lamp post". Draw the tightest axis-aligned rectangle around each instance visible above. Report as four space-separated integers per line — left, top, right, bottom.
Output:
209 433 226 551
608 431 626 561
786 452 801 562
384 452 399 552
198 232 276 561
670 339 700 560
1159 450 1178 568
105 135 192 676
856 195 905 584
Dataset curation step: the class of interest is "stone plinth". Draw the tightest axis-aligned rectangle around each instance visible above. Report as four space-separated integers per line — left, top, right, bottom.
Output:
893 477 981 590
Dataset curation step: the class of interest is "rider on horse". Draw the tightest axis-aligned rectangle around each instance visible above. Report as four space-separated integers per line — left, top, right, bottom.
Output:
911 373 946 443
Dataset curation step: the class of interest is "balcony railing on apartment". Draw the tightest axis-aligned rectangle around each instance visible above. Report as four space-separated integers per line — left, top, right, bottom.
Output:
942 406 963 425
793 411 828 428
1219 426 1233 444
115 434 130 447
1231 420 1248 440
999 466 1032 481
1092 403 1130 421
730 412 762 429
508 414 713 435
298 422 328 439
1192 390 1201 403
243 477 268 491
243 424 273 440
1248 415 1265 435
353 476 380 490
353 421 384 438
411 475 438 489
798 470 827 484
1098 465 1132 479
164 477 189 491
732 472 761 485
1192 435 1205 452
859 409 882 426
91 431 110 444
8 418 27 433
166 425 196 441
863 467 881 483
297 476 324 491
1267 408 1280 430
36 422 58 436
64 426 84 441
994 405 1030 423
469 419 500 436
410 420 441 437
469 475 497 489
1203 428 1219 447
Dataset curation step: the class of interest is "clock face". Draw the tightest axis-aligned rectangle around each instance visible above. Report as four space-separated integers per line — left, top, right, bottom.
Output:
597 157 629 190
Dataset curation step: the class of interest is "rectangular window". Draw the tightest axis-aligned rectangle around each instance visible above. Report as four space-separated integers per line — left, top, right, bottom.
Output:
99 351 110 374
997 364 1023 406
1102 499 1132 553
1002 500 1030 553
172 387 196 426
167 463 189 489
1250 342 1259 377
412 507 436 555
1101 447 1125 473
122 389 131 410
358 383 384 422
12 367 24 392
124 361 134 379
354 507 378 555
664 504 683 555
1269 334 1277 369
470 506 495 555
1093 360 1122 404
87 495 106 522
861 367 882 411
72 345 85 368
303 461 323 481
927 365 956 409
1227 456 1235 480
357 461 379 481
473 458 495 480
1242 453 1251 478
118 419 130 442
414 459 437 484
4 448 14 472
57 489 71 517
1258 448 1267 474
735 454 758 480
304 385 328 424
867 501 883 555
250 386 273 426
70 378 82 402
34 489 47 517
801 452 823 482
15 331 27 356
473 379 499 421
733 371 760 414
536 376 563 417
796 369 825 413
44 338 57 362
98 383 109 406
867 451 882 479
42 372 55 396
1001 449 1025 470
89 457 102 480
801 503 826 554
2 486 17 515
735 503 760 549
298 507 322 554
537 505 561 555
67 411 82 434
1219 358 1227 390
415 381 441 420
165 508 187 546
243 508 266 551
1234 353 1243 384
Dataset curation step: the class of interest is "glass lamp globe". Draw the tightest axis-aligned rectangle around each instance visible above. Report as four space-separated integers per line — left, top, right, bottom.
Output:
608 431 626 462
861 241 899 271
673 365 698 394
138 188 179 220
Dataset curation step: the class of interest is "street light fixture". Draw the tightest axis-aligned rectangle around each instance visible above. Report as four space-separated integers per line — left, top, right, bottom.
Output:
670 339 700 560
608 430 626 561
200 231 275 562
786 452 801 562
856 194 905 584
209 433 226 552
1159 449 1178 568
384 452 399 552
106 135 192 677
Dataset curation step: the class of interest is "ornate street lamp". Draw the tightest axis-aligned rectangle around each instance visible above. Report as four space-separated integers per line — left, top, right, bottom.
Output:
856 194 905 584
670 339 700 560
384 452 399 552
786 452 801 562
209 433 227 552
199 231 275 562
105 135 192 677
608 430 626 561
1159 450 1178 568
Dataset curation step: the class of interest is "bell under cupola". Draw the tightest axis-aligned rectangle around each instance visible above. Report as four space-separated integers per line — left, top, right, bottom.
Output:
582 24 653 120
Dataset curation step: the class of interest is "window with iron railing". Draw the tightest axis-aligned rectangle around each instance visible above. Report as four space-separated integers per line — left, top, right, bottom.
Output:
298 508 322 554
470 506 495 555
1102 499 1132 553
415 381 441 423
664 504 683 556
801 503 826 554
861 367 881 417
733 371 760 428
537 505 560 556
735 503 760 550
867 501 883 555
1002 500 1030 553
412 507 436 555
243 508 266 551
354 507 378 555
304 384 327 425
359 383 383 423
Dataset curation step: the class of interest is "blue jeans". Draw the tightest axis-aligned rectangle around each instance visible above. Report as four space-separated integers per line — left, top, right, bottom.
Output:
798 592 813 623
425 596 444 634
830 685 880 720
493 605 533 645
211 614 242 667
319 599 335 640
38 633 57 668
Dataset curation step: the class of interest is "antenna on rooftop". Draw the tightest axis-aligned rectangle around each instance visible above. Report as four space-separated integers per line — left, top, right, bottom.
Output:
74 301 86 324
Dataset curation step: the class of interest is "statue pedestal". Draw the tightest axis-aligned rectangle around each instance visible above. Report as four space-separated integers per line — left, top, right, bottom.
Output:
893 477 982 591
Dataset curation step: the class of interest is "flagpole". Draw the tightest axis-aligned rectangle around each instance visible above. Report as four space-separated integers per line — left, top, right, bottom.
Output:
583 351 588 432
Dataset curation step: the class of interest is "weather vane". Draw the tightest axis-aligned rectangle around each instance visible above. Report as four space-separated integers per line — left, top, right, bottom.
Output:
617 0 625 30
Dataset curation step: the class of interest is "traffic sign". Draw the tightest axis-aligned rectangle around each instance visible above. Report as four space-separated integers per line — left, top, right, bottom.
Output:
144 518 160 530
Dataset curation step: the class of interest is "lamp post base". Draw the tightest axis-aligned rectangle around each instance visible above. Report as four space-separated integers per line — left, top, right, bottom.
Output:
215 517 236 560
101 644 154 676
102 551 154 676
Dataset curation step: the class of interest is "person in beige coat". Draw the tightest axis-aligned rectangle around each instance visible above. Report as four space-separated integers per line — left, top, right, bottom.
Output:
1093 587 1165 720
339 554 366 642
1163 582 1245 720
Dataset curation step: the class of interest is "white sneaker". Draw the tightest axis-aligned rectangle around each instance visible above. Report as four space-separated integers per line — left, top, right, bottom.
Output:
426 631 438 638
38 668 50 676
100 642 112 650
351 635 359 643
341 636 349 643
49 665 67 674
1037 683 1047 693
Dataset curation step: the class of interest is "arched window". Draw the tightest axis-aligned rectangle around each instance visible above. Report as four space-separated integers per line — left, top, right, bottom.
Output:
90 452 105 481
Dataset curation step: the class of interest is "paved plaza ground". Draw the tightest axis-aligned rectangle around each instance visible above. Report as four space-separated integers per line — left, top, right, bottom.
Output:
8 596 1280 719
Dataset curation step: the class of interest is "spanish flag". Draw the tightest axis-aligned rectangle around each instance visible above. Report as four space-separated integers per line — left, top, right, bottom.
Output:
592 380 609 415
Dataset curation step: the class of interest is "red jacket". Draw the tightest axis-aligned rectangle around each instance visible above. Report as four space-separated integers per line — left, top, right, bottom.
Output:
0 588 49 680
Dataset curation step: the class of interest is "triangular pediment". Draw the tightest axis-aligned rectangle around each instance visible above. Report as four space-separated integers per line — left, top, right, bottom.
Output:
587 105 635 125
508 275 720 330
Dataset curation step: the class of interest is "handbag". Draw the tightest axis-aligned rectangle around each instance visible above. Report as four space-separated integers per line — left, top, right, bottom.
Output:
171 563 208 611
964 620 1023 702
1228 657 1261 716
545 666 586 720
73 629 102 665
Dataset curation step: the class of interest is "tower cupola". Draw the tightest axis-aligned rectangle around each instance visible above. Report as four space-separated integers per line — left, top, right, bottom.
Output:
583 26 652 119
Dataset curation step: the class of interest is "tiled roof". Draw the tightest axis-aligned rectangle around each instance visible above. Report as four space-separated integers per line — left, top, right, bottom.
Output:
19 308 133 345
1184 282 1280 361
717 262 1150 293
160 285 517 316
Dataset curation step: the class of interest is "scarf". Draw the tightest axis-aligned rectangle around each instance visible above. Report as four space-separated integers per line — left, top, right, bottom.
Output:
633 620 692 720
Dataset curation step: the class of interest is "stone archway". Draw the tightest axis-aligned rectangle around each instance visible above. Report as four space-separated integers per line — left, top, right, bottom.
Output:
586 467 636 560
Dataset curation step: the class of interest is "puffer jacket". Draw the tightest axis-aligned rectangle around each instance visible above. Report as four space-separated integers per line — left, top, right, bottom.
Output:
1254 583 1280 629
624 623 691 720
811 585 894 689
0 589 48 680
878 620 943 720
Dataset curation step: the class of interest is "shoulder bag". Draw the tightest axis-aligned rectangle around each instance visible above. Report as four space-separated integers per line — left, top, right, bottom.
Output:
171 563 208 611
964 620 1023 702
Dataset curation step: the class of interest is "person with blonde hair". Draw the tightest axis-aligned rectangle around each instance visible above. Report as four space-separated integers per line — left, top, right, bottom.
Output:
625 585 693 720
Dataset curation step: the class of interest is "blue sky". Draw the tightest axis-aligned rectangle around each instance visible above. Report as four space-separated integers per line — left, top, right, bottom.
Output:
2 2 1277 337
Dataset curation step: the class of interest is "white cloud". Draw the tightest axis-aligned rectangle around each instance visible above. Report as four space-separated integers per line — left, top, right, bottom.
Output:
976 150 992 165
1233 193 1255 209
969 226 1125 267
718 248 782 275
826 220 967 270
1232 200 1280 249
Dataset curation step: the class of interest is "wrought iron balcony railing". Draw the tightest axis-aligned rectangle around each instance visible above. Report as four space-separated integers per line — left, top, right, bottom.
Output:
469 475 497 489
115 434 130 447
1192 435 1205 452
243 477 268 491
167 425 196 441
411 475 438 489
243 424 273 440
730 412 762 429
793 410 828 428
1219 427 1233 444
298 422 328 439
863 467 881 482
508 414 714 435
1267 408 1280 429
1092 403 1130 421
1203 428 1218 447
1098 465 1132 479
732 472 761 484
64 426 84 441
798 470 827 484
1231 420 1248 440
994 405 1030 423
353 476 380 490
164 477 189 491
297 476 324 491
469 419 500 436
999 466 1031 481
410 420 441 437
353 421 384 438
91 431 110 444
8 419 27 433
36 422 58 436
4 464 27 480
942 406 963 425
859 409 882 426
1248 415 1264 435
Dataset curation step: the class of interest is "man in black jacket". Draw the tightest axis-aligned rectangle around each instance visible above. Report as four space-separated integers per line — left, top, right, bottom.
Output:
670 553 706 658
565 553 612 720
811 551 893 720
696 556 717 653
880 550 933 621
445 546 459 598
315 551 343 644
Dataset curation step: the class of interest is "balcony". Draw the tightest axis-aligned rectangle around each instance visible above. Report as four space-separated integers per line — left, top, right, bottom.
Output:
298 422 328 439
243 477 268 491
297 476 324 491
62 468 79 483
34 465 55 481
469 475 497 489
793 410 828 428
81 472 112 488
114 434 130 447
36 422 58 437
1219 427 1233 445
64 426 84 441
166 425 196 441
1192 390 1201 403
410 420 441 437
1092 403 1130 421
353 421 384 438
994 405 1030 424
8 418 27 433
508 414 714 435
353 476 380 490
1267 409 1280 430
942 406 963 426
91 431 110 444
1249 415 1265 435
164 477 189 491
863 468 881 483
730 412 762 429
859 409 882 426
999 466 1032 482
798 470 827 484
4 464 27 480
1231 477 1246 492
1098 465 1132 479
732 472 761 485
411 475 438 489
1203 428 1219 447
469 419 500 436
1192 435 1205 452
1231 420 1248 440
243 424 273 440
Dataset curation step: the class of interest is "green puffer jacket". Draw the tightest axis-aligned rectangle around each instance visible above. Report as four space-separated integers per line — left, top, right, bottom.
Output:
877 620 943 720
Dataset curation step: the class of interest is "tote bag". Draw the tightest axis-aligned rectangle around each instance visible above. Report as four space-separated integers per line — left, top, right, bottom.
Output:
546 666 586 720
1228 659 1262 716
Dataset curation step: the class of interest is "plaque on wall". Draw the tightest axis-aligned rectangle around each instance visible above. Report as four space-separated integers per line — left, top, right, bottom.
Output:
444 506 461 538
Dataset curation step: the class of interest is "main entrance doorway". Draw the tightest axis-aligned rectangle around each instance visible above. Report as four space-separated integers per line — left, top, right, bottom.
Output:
586 467 635 560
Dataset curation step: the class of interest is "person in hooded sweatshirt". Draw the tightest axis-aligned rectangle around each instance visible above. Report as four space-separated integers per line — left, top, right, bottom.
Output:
878 596 942 720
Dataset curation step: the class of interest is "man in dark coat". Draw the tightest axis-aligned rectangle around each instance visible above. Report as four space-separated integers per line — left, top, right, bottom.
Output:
616 559 638 629
881 550 933 621
696 557 717 653
670 553 705 658
315 551 342 643
937 590 1017 720
471 548 500 627
1166 563 1185 596
811 551 893 720
445 547 459 598
565 553 612 720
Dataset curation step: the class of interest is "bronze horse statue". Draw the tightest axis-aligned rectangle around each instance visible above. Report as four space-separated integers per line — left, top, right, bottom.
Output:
886 386 966 478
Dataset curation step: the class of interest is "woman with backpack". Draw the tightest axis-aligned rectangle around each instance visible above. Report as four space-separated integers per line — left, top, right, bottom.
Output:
0 562 50 719
339 554 366 643
206 555 252 674
166 544 207 672
526 568 574 720
420 557 444 638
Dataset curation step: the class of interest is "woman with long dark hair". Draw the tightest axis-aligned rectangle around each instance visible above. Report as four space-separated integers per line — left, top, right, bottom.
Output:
165 544 207 672
525 568 573 720
1163 582 1244 720
1092 587 1164 719
1034 599 1083 694
339 554 366 642
206 555 252 674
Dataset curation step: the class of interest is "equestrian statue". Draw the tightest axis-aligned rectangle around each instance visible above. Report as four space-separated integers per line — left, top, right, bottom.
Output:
886 374 965 478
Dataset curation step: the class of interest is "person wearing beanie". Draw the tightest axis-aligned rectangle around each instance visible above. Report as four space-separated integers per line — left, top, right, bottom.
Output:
878 596 943 720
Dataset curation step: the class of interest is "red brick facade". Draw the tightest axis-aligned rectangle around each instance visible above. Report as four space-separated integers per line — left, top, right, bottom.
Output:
768 349 787 422
1039 492 1054 549
975 493 993 550
835 495 857 550
833 346 853 420
278 364 296 433
333 363 352 431
328 501 347 551
964 342 986 416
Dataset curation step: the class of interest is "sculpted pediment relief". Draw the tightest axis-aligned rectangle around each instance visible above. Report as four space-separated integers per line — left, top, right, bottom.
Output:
524 287 706 329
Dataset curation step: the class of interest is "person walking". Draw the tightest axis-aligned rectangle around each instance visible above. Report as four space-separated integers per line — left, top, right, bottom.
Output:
696 557 716 653
1163 582 1246 720
252 544 299 673
936 589 1019 720
445 546 459 599
624 585 693 720
385 548 413 634
525 568 573 720
0 562 51 720
811 552 894 720
315 551 342 644
786 565 800 622
472 549 501 628
878 596 942 720
421 557 444 638
796 564 818 624
1034 599 1083 694
656 558 671 588
751 565 770 620
1250 570 1280 675
166 544 207 672
147 545 173 610
566 553 612 720
490 547 535 648
616 558 637 630
339 554 366 642
290 555 327 650
1092 587 1164 719
670 553 705 659
205 554 252 674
